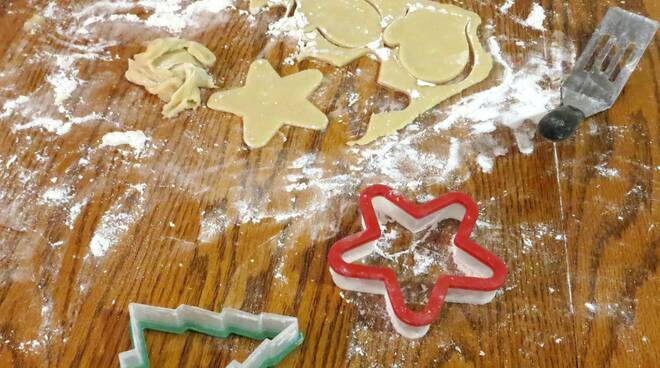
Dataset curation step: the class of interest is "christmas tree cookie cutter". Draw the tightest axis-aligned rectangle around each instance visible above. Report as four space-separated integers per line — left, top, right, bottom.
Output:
118 304 304 368
328 185 507 339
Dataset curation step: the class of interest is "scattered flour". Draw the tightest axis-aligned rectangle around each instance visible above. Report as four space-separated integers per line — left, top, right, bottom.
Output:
0 2 601 363
595 163 620 178
67 199 89 230
72 0 236 34
12 117 73 135
198 208 229 243
434 34 575 165
524 3 547 31
0 95 29 119
499 0 516 14
47 55 83 112
41 186 72 205
267 10 308 38
12 113 103 136
100 131 149 153
89 184 147 257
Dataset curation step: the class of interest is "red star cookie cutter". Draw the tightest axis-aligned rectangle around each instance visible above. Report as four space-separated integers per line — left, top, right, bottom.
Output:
328 185 507 339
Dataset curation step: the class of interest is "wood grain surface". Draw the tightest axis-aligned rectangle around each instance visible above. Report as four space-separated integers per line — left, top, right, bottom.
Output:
0 0 658 367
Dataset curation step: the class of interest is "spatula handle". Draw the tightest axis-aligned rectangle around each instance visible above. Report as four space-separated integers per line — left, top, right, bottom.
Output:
538 105 586 142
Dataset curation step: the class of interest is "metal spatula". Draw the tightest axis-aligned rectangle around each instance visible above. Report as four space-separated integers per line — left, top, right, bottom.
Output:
538 7 658 141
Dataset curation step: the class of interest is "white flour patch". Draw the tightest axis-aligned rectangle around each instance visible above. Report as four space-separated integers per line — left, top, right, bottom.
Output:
267 10 308 38
41 186 72 205
67 199 89 229
436 36 572 131
499 0 516 14
12 113 103 136
267 11 309 64
89 184 147 257
595 163 620 178
198 208 229 243
0 95 29 119
12 117 72 135
100 131 149 153
440 137 461 177
524 3 547 31
434 34 575 165
72 0 236 34
47 55 83 113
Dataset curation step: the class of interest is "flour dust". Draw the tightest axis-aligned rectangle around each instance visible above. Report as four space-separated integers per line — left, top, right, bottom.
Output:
1 0 648 365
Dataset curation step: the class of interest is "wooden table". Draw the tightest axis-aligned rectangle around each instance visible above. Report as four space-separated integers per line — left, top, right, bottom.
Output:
0 0 658 367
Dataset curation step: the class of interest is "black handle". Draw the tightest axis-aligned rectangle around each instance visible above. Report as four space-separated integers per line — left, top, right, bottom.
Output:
538 105 586 142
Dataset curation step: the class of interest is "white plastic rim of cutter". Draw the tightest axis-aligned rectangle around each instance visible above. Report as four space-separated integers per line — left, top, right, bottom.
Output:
118 304 303 368
330 196 497 339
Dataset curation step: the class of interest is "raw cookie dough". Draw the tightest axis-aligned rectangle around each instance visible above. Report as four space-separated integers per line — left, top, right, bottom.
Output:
384 9 471 83
207 60 328 148
298 30 371 67
364 0 408 26
125 38 216 118
353 3 493 145
268 0 494 145
298 0 382 48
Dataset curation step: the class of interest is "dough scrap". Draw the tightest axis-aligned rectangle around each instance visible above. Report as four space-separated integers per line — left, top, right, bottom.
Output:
354 3 493 145
125 38 216 118
207 60 328 148
289 0 493 145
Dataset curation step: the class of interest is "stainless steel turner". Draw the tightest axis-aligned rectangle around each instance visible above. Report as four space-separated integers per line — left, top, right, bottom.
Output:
538 7 658 141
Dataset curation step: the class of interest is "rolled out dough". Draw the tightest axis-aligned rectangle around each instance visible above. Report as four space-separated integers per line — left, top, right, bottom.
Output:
125 38 216 118
353 3 493 145
298 0 382 48
261 0 494 145
207 60 328 148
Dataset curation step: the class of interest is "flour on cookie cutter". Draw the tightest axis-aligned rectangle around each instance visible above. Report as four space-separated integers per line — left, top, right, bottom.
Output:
328 185 507 339
119 303 303 368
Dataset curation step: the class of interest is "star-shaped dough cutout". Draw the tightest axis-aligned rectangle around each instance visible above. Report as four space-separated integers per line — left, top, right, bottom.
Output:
328 185 508 339
208 59 328 148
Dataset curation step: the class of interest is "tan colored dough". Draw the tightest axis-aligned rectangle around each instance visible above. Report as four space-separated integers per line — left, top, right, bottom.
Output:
298 31 371 68
352 3 493 145
364 0 408 26
207 60 328 148
250 0 268 13
290 0 493 145
298 0 382 48
125 38 216 118
384 8 471 83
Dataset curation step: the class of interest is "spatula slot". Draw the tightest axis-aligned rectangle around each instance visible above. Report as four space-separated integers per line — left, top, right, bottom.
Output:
600 43 619 74
584 35 612 72
609 44 638 82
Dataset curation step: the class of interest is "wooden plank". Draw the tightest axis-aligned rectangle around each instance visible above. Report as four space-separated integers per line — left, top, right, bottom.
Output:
559 1 660 367
0 0 657 367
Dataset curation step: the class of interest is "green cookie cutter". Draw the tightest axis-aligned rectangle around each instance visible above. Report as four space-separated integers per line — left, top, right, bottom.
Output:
118 303 304 368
